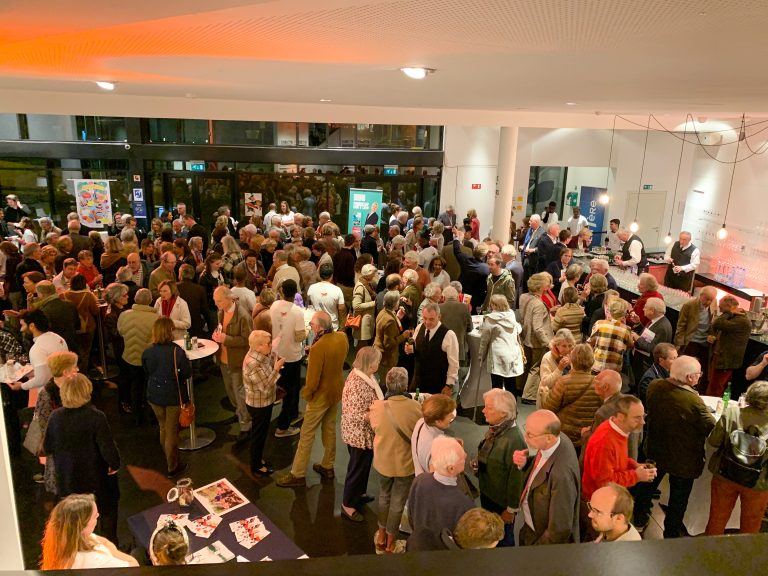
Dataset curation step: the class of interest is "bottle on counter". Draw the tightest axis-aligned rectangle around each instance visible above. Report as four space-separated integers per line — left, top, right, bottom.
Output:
722 383 731 407
184 331 192 351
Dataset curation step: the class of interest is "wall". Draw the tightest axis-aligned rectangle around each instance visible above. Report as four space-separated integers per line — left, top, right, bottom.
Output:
447 125 697 250
439 126 500 238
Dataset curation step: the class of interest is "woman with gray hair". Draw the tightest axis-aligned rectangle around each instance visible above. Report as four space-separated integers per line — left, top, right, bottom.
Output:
103 283 131 413
369 367 422 553
538 328 576 406
221 235 244 287
705 380 768 535
478 294 524 393
417 282 442 324
374 291 412 380
477 388 525 547
341 346 383 522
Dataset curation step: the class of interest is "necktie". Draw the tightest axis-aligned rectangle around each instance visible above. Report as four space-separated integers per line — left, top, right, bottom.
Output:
425 329 430 342
519 451 543 505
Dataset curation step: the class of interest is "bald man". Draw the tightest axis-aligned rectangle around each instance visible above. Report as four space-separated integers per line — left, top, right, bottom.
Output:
512 410 580 545
588 484 642 542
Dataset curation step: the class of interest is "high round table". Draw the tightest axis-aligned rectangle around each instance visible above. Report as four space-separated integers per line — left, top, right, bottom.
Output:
173 338 219 450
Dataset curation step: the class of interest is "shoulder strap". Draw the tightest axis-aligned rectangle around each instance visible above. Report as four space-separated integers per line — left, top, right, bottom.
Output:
384 401 412 443
173 346 184 406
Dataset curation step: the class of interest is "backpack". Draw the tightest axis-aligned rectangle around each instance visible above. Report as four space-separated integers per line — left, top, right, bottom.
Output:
718 410 768 488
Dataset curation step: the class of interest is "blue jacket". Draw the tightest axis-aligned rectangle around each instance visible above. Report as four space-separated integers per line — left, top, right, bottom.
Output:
142 343 192 406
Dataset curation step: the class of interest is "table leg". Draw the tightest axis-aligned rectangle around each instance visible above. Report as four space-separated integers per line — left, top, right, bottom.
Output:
179 373 215 450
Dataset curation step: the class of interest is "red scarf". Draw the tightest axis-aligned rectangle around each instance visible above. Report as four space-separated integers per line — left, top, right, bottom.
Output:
161 296 177 317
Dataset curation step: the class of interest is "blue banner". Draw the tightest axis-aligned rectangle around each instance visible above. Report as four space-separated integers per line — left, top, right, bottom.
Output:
347 188 383 235
578 186 607 248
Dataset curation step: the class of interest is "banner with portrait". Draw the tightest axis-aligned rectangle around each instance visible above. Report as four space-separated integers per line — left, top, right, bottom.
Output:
243 192 263 217
74 179 112 228
347 188 383 235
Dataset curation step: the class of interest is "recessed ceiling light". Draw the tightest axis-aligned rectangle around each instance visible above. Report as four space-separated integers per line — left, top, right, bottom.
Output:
400 67 435 80
319 98 332 103
566 102 578 106
95 81 115 91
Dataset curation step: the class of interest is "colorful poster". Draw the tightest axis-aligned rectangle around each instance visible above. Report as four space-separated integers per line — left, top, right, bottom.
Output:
74 179 112 228
578 186 607 248
243 192 262 217
347 188 383 235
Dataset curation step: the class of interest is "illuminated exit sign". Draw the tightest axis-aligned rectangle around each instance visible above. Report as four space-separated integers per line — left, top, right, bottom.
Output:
383 165 398 176
471 183 482 189
189 162 206 172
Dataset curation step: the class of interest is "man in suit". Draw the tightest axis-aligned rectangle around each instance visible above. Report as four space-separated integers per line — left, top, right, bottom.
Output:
64 220 91 256
630 297 673 386
277 311 349 487
34 281 80 349
522 214 545 285
674 286 716 392
183 213 209 255
632 356 715 537
451 229 489 314
536 223 561 273
439 286 473 370
177 264 209 338
512 409 581 545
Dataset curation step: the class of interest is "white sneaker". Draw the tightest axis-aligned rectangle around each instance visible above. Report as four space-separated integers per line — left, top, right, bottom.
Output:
275 427 300 438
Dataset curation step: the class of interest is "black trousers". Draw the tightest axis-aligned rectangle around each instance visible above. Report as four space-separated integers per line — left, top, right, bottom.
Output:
128 363 147 425
276 360 302 430
633 468 695 538
491 373 517 394
343 445 373 509
2 386 28 456
247 404 273 471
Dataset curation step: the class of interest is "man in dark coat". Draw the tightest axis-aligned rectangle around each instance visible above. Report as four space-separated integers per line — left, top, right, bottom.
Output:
451 228 489 314
35 281 80 346
177 264 209 338
183 213 209 255
632 355 715 537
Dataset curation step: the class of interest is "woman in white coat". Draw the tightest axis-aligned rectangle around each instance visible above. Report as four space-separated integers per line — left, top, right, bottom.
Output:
478 294 525 393
154 280 192 340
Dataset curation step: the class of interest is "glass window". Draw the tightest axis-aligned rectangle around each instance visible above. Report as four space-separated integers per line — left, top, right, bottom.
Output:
212 121 275 145
0 114 20 140
528 166 567 218
74 117 127 142
55 160 130 226
26 115 79 141
147 119 209 144
0 157 49 219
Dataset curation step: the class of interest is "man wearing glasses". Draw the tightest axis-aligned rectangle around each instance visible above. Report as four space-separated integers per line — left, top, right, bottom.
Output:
587 484 642 542
512 410 580 545
632 356 715 537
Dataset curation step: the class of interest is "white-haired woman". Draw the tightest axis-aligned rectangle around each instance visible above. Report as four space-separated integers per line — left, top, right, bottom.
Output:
401 268 422 318
538 328 576 406
352 264 378 350
341 346 383 522
478 294 525 393
705 380 768 535
369 367 422 554
416 282 442 325
221 235 244 287
477 388 525 547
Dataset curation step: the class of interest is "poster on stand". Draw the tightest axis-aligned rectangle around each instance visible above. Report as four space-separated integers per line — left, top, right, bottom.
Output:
243 193 263 217
578 186 607 248
347 188 383 235
74 179 112 228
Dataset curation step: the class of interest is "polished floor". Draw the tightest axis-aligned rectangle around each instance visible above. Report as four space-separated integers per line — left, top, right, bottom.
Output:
10 359 751 568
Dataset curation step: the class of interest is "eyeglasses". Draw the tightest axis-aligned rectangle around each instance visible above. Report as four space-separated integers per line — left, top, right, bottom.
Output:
587 502 615 517
524 430 549 439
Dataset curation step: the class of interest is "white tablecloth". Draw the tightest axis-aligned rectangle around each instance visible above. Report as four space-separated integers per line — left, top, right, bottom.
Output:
459 316 492 409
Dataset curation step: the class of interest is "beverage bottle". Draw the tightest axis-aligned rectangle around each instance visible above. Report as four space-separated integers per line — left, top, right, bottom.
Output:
722 383 731 407
184 331 191 351
414 388 420 401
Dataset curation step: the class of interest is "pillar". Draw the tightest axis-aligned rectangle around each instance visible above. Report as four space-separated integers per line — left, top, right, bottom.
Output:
492 126 518 243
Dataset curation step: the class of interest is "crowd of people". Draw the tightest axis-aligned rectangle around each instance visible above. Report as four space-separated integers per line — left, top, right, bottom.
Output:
1 194 765 568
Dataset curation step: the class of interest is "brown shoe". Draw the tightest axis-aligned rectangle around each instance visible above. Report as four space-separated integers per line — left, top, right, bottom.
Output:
276 473 306 487
313 463 335 479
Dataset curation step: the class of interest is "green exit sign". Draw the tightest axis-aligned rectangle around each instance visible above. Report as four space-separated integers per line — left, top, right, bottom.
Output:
642 184 653 190
190 162 206 172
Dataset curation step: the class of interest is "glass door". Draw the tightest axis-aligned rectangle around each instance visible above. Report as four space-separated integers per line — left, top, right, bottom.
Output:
197 174 235 231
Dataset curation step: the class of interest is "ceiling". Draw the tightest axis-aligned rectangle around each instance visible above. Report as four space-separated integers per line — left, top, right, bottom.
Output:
1 0 768 122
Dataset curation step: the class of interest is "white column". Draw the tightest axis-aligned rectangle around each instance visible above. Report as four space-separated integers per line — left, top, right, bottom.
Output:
492 126 518 243
0 406 25 569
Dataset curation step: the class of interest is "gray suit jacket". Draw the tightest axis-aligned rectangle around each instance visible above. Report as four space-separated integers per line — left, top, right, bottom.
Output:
520 433 581 545
440 300 472 361
634 315 673 355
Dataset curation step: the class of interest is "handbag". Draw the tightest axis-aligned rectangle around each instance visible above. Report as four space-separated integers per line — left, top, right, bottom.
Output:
23 415 44 456
174 347 195 428
718 412 767 488
345 314 362 328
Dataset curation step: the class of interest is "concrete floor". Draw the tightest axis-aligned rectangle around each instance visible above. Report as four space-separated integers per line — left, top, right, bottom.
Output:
10 360 746 568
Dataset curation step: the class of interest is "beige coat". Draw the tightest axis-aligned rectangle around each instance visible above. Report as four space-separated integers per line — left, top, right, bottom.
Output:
352 280 376 341
369 395 422 477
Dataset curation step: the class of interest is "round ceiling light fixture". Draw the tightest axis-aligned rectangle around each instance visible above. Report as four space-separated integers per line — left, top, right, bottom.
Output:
400 67 435 80
95 81 116 91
